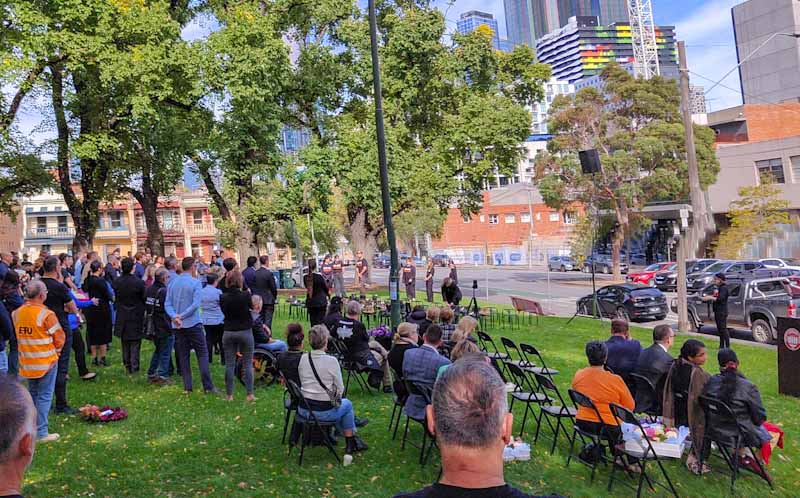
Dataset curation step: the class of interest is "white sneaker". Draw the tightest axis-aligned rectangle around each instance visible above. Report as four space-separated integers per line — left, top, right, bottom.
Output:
39 433 60 443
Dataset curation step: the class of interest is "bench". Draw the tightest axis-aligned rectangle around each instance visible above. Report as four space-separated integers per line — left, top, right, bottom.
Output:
510 296 548 326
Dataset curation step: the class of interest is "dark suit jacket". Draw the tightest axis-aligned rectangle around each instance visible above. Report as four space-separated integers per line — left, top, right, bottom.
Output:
605 336 642 378
252 267 277 305
112 274 146 340
242 266 257 290
634 344 673 412
402 345 450 420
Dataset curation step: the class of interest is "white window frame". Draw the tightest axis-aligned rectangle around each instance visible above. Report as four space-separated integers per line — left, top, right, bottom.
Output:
549 212 560 222
520 212 531 223
488 214 499 225
504 214 516 224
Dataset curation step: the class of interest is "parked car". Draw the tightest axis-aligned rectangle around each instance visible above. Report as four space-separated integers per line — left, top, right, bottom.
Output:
625 252 648 266
373 255 390 269
431 254 450 267
582 255 629 275
548 255 577 272
576 283 668 322
687 259 719 274
676 276 800 343
654 259 719 291
687 261 737 293
759 258 800 271
626 262 674 286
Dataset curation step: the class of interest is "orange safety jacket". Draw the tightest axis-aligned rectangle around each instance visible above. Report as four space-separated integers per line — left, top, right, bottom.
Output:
12 302 65 379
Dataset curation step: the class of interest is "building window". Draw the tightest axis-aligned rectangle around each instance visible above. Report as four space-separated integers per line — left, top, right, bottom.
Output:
563 211 577 225
791 156 800 183
36 217 46 233
162 211 174 229
520 212 531 223
488 214 499 225
549 212 560 222
110 211 123 228
505 214 516 224
192 211 203 225
39 206 47 212
535 213 541 221
756 158 785 184
57 216 68 233
479 215 485 223
462 215 470 224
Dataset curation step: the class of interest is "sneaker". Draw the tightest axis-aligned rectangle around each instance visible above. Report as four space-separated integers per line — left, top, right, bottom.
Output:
355 417 370 428
81 372 98 381
39 433 60 443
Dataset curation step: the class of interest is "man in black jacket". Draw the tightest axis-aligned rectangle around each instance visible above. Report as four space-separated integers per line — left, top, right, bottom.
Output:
113 258 147 374
633 324 674 413
146 269 173 385
332 300 392 392
702 273 730 349
441 277 462 307
252 255 278 329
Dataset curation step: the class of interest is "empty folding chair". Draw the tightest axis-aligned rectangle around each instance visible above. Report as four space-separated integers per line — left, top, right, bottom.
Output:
505 363 550 438
519 343 559 377
533 372 577 455
401 380 438 466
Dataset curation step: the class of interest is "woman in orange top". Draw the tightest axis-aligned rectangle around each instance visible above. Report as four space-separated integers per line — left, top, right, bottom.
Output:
571 341 634 441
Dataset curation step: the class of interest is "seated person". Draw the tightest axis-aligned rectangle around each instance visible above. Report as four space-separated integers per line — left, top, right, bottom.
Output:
702 348 771 452
571 341 634 442
250 294 287 354
438 307 456 343
441 277 462 307
276 323 305 386
437 339 480 378
0 376 37 498
387 323 419 402
394 358 564 498
633 324 674 413
402 325 451 421
451 315 479 344
323 296 343 335
662 339 711 475
605 319 642 388
332 301 392 392
405 305 430 339
297 325 368 456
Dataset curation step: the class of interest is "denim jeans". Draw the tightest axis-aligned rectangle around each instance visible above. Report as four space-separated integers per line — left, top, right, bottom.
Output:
0 349 7 374
256 340 287 354
298 398 356 433
7 334 18 377
27 364 58 438
147 334 174 378
54 328 74 410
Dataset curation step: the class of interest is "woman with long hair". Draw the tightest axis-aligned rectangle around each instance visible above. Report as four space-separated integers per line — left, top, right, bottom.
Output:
303 259 329 326
84 260 114 366
220 269 256 402
451 315 478 344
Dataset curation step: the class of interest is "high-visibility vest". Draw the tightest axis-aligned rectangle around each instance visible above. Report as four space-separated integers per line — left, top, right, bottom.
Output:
12 302 64 379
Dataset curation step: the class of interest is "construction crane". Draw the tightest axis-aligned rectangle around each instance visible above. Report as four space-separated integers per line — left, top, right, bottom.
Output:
628 0 660 79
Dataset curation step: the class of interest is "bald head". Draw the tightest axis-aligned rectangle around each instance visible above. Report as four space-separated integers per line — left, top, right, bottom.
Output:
0 376 36 465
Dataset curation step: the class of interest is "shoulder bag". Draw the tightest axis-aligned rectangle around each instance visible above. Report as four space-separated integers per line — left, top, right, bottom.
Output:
306 353 342 408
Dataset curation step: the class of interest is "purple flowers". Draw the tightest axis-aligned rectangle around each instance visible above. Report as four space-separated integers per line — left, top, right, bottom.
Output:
368 325 392 338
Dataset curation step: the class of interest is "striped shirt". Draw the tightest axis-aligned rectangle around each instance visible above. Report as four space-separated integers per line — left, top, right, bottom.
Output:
12 302 65 379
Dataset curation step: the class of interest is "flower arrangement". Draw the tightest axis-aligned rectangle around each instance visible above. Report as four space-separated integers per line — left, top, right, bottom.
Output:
368 324 393 338
641 424 679 442
79 404 128 423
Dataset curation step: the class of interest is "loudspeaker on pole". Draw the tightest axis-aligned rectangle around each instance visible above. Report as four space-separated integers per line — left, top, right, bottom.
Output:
579 149 602 174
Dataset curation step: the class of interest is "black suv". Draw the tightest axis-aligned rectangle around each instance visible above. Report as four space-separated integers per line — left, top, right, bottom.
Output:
576 283 668 322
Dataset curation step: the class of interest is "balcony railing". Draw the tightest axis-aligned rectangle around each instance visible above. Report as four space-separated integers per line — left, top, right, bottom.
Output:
135 222 184 234
95 225 130 238
186 222 217 236
27 227 75 239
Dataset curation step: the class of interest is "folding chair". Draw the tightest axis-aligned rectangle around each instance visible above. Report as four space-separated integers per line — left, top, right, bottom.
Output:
699 395 774 493
388 366 407 440
500 337 526 367
504 363 550 438
533 373 577 454
519 343 559 377
281 379 298 444
608 403 679 498
285 380 341 466
329 337 372 397
630 372 660 422
567 389 612 483
476 331 509 362
401 380 438 465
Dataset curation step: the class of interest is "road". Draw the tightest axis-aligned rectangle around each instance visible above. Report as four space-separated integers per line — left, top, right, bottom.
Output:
370 265 765 346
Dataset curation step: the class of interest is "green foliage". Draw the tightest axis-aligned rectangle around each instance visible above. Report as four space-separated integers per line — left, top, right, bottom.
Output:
715 176 791 259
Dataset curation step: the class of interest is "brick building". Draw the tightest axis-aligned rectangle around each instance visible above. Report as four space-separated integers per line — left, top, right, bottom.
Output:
430 183 581 265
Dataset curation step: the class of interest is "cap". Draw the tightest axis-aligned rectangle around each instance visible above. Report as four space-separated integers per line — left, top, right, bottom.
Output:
715 272 727 282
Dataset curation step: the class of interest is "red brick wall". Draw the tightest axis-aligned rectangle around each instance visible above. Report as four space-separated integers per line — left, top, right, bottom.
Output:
744 104 800 143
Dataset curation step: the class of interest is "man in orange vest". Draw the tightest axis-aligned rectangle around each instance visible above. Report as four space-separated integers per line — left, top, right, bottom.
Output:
12 280 65 443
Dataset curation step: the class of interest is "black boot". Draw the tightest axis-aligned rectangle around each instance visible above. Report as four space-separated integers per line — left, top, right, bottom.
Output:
345 437 356 455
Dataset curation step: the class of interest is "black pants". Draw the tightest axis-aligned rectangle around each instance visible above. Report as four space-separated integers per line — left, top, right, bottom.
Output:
405 283 416 301
261 303 275 331
204 323 225 365
122 340 142 373
71 326 90 376
308 306 326 327
55 328 74 410
576 419 621 443
426 280 434 302
715 312 730 349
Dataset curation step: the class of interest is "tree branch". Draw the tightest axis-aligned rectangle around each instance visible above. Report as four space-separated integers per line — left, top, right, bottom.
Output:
0 62 46 132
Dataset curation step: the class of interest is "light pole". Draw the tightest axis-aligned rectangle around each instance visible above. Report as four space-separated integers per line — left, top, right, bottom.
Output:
526 185 535 269
368 0 401 329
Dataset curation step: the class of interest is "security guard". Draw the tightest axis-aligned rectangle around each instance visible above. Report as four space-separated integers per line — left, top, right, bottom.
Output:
332 254 345 298
320 255 334 290
402 257 416 301
424 259 435 303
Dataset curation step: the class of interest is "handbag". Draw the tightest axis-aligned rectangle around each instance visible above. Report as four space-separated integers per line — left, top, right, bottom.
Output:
306 353 342 408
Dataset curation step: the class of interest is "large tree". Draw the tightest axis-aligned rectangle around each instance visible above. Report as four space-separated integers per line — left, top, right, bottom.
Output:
536 64 719 279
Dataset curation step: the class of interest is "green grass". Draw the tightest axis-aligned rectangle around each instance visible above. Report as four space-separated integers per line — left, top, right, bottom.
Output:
22 300 800 497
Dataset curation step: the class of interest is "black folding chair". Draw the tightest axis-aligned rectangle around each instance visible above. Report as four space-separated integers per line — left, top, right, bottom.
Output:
608 403 679 498
329 337 372 397
504 363 550 438
699 395 773 493
519 343 559 377
630 372 660 422
401 380 438 465
281 379 298 444
500 337 527 367
533 372 577 454
567 389 612 483
284 380 341 466
476 331 509 362
388 366 407 440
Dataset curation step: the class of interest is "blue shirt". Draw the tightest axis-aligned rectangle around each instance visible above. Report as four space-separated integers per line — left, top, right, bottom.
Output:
165 273 203 329
134 262 145 279
0 261 8 280
199 285 224 326
74 260 83 288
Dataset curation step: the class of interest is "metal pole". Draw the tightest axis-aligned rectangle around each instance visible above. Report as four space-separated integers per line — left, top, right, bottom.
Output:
308 213 319 262
676 234 689 333
591 173 599 318
368 0 401 329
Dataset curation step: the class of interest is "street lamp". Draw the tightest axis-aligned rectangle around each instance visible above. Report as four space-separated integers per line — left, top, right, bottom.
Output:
368 0 401 328
526 184 535 269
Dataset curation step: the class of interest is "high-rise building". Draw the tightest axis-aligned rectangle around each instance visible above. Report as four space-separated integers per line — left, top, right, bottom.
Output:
504 0 536 48
536 16 678 84
733 0 800 105
531 0 561 46
531 79 576 135
558 0 629 27
689 85 707 115
458 11 505 51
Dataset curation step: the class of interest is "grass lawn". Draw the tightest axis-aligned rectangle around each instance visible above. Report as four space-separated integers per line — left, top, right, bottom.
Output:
21 298 800 497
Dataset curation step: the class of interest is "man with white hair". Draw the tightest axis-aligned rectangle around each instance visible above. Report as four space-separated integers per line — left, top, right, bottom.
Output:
12 280 65 443
394 359 564 498
0 376 37 498
331 300 392 392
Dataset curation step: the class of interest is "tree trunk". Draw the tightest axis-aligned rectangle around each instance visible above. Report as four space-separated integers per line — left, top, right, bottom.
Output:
130 189 164 257
611 199 629 281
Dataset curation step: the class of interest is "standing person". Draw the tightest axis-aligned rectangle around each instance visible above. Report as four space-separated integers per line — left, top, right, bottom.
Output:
143 264 157 287
219 270 256 402
66 289 98 381
104 255 120 284
80 252 98 288
303 259 329 327
0 252 9 279
40 256 78 415
113 258 147 374
133 252 146 279
332 254 345 298
12 280 65 442
73 251 87 289
402 257 416 301
253 255 278 330
84 261 113 366
164 256 179 285
424 259 435 303
0 295 11 374
58 253 76 291
355 251 369 297
200 272 225 366
448 260 458 285
242 256 258 290
320 255 334 291
146 269 173 385
2 271 24 376
702 273 730 349
165 257 217 394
